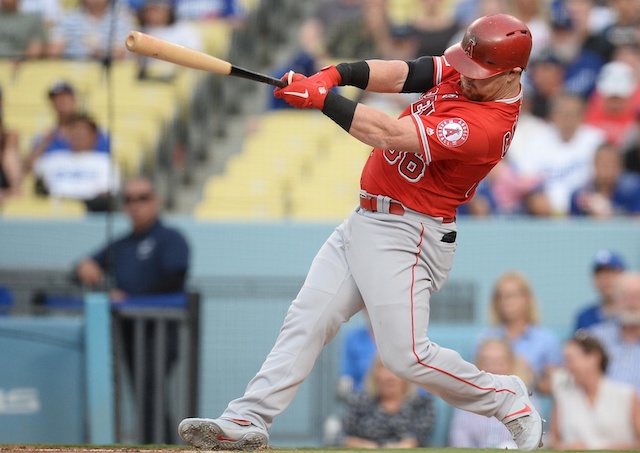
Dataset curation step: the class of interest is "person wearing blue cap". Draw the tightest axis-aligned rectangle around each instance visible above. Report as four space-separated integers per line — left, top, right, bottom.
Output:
574 250 626 331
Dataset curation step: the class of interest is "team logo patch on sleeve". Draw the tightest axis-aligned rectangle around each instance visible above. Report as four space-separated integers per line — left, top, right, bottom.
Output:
436 118 469 147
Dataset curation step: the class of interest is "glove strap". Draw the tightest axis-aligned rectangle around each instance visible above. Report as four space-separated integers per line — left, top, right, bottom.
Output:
321 91 358 132
335 61 370 89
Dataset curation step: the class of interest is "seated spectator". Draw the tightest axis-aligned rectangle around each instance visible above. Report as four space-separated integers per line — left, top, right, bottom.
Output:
136 0 204 81
476 271 563 393
367 0 462 61
599 0 640 59
341 356 435 448
514 93 606 216
543 5 605 99
19 0 61 27
173 0 244 24
570 143 640 217
588 271 640 393
47 0 135 60
0 0 46 59
449 338 531 449
575 250 626 331
526 52 567 120
32 113 119 211
548 333 640 450
75 175 190 443
25 81 110 174
584 61 640 147
0 86 22 203
296 0 376 64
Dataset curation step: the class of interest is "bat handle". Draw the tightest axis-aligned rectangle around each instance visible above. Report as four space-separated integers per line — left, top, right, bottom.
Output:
230 66 286 88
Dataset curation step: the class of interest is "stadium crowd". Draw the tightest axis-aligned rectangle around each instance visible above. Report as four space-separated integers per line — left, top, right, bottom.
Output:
1 0 640 449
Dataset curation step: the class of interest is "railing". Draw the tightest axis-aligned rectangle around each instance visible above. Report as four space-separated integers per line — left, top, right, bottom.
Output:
38 292 200 444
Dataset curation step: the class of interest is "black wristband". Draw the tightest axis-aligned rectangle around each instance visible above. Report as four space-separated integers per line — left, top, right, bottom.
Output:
335 61 370 89
322 91 358 132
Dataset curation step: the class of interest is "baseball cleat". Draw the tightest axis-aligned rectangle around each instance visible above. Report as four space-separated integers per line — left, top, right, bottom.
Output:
501 375 543 450
179 417 269 450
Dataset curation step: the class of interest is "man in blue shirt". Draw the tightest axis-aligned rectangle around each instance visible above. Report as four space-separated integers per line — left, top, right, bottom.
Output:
589 272 640 394
75 176 190 444
75 176 189 297
575 250 626 331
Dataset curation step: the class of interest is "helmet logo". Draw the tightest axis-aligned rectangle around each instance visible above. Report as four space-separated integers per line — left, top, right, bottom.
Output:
464 38 476 58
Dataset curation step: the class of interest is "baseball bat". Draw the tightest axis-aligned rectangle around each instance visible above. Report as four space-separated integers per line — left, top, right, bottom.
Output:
125 31 286 88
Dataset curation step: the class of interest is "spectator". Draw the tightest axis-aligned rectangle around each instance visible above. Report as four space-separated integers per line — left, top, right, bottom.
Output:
476 271 563 393
514 93 606 216
136 0 203 81
588 271 640 393
526 52 567 119
584 61 640 147
341 356 435 448
297 0 376 63
32 113 118 211
545 3 605 98
0 86 22 203
25 80 110 174
19 0 61 26
570 143 640 217
449 338 531 449
398 0 463 60
599 0 640 59
47 0 135 60
548 333 640 450
0 0 46 59
75 176 189 298
75 175 190 443
575 250 626 332
173 0 244 24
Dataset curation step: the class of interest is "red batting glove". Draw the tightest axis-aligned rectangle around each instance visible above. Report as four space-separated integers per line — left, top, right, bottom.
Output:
274 71 330 110
308 65 342 89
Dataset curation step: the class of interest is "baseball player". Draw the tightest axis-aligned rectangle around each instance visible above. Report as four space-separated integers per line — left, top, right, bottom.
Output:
180 13 542 451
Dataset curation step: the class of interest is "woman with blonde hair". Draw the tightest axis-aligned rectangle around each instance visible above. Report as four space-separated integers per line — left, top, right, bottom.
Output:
342 356 435 448
476 271 562 392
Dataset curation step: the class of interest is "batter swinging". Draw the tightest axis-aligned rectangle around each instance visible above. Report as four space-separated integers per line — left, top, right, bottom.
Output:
180 13 543 451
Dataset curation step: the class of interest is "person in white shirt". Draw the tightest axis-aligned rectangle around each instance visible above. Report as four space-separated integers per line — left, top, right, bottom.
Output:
548 332 640 450
34 113 119 210
511 93 606 216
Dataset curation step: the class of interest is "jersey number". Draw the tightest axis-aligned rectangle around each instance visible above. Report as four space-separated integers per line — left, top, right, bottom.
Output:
384 150 426 182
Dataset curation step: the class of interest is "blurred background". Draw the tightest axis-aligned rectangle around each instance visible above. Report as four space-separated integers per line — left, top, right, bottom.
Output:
0 0 639 449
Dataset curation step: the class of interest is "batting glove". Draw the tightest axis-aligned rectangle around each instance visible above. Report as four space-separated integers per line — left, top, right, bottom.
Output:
308 65 342 89
274 70 330 110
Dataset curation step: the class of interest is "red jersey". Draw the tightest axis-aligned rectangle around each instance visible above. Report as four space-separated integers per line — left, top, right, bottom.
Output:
360 56 522 218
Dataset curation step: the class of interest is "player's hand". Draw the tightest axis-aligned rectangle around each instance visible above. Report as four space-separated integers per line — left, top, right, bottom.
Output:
308 65 342 89
274 70 330 110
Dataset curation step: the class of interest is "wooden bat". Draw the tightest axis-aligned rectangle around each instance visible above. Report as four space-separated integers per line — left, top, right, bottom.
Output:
125 31 286 88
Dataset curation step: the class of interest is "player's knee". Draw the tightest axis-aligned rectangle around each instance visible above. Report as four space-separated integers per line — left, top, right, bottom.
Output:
377 350 418 380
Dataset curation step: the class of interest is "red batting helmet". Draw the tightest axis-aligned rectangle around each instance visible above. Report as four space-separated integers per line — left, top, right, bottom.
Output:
444 14 532 80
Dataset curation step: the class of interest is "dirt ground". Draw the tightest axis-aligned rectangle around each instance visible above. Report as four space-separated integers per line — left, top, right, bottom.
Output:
0 448 200 453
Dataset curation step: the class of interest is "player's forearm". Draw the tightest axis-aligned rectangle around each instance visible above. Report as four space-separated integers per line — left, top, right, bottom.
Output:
322 92 420 153
337 59 408 93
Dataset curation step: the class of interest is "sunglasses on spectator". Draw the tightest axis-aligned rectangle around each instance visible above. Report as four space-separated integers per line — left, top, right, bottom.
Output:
124 193 154 204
